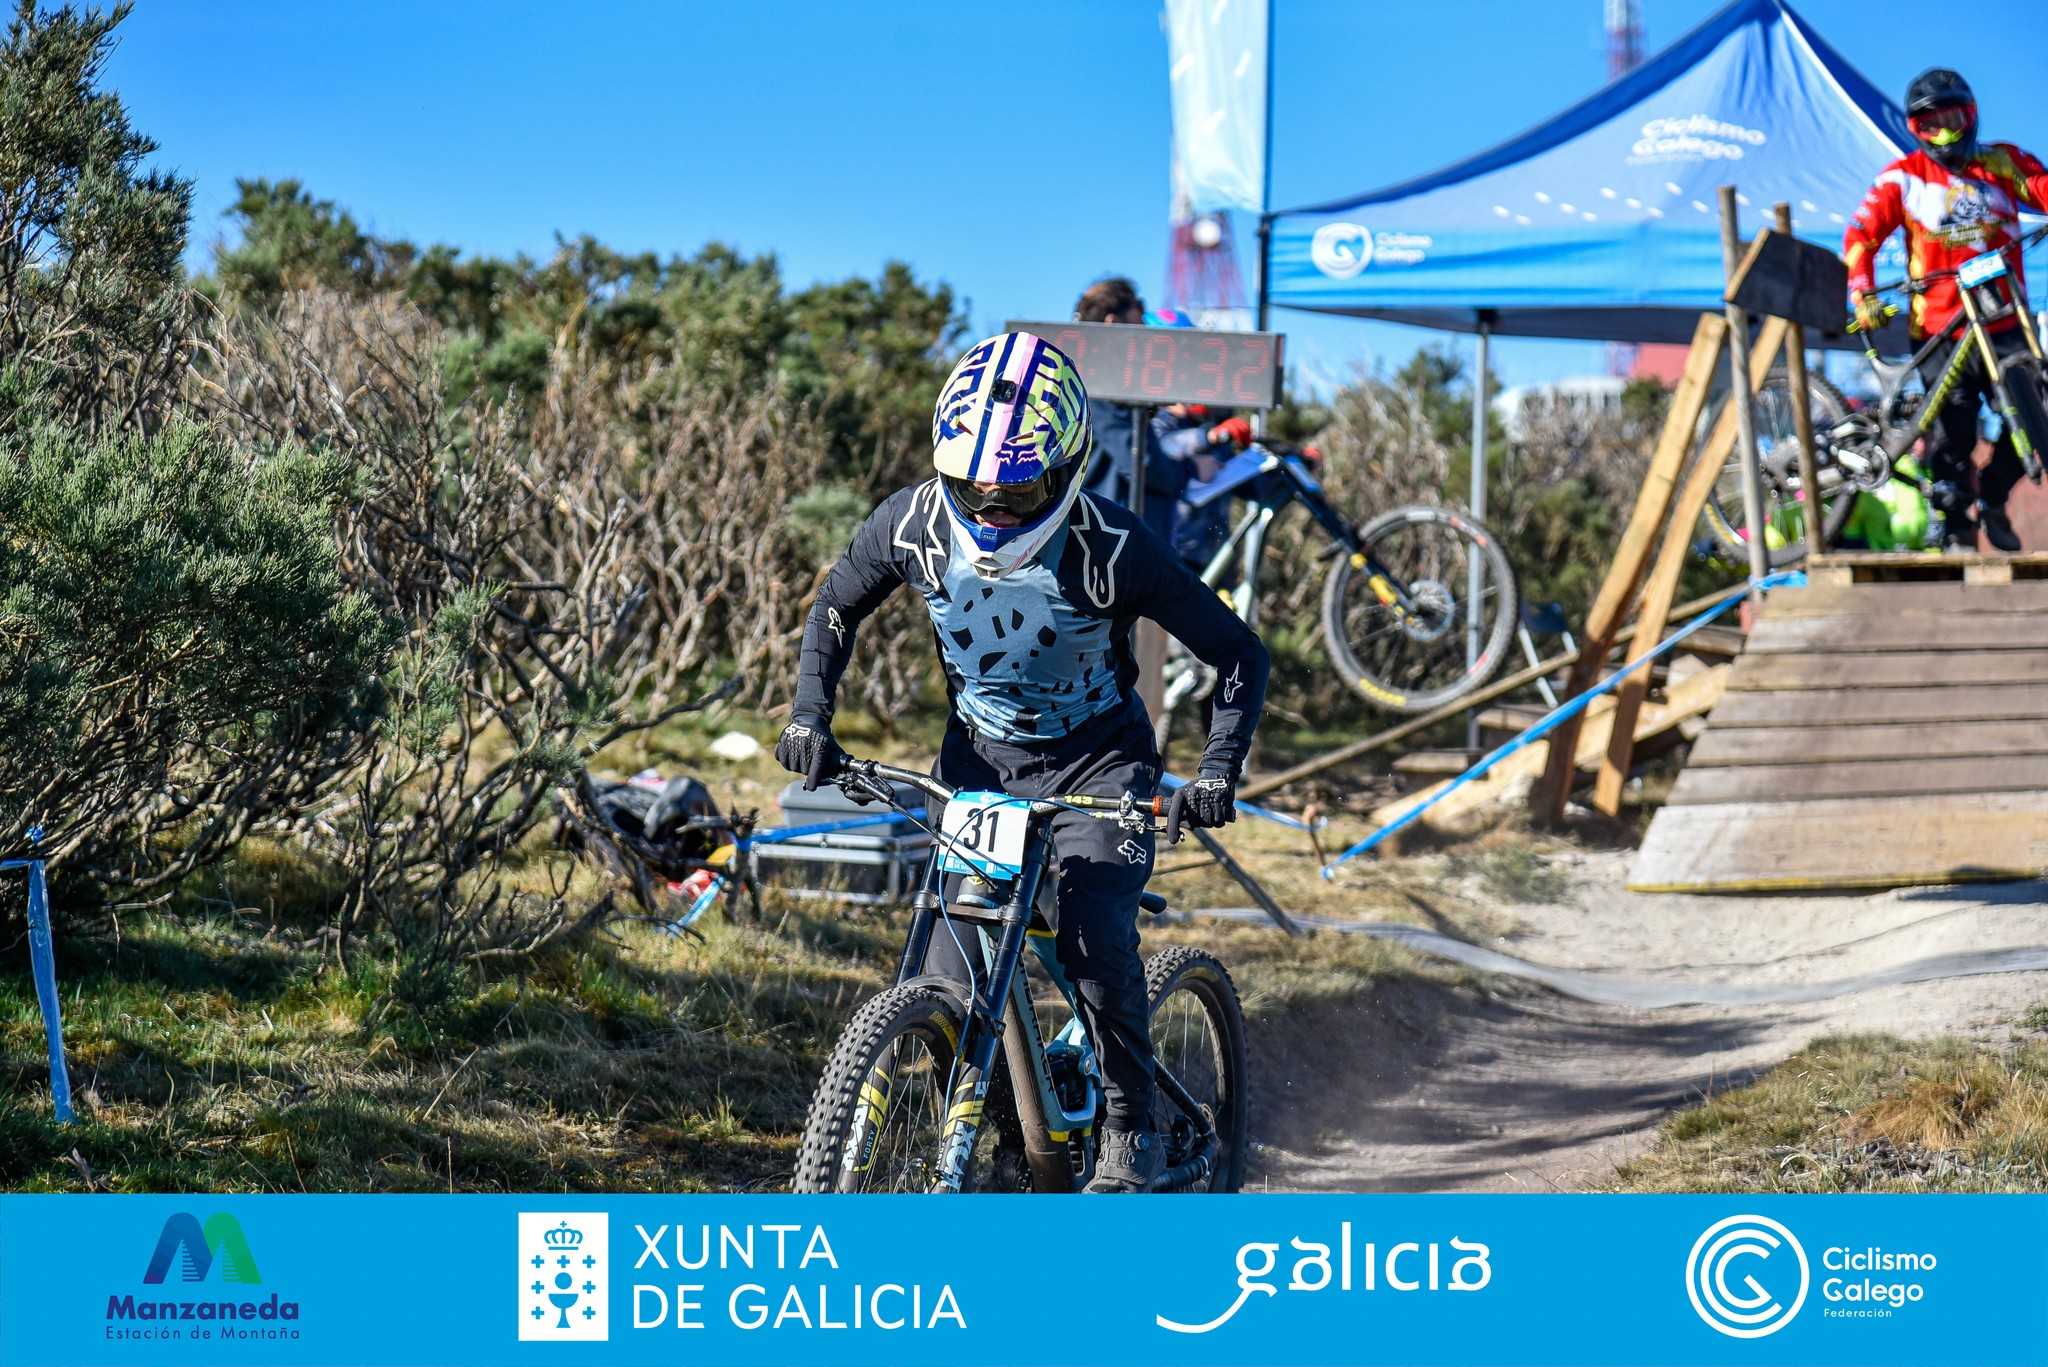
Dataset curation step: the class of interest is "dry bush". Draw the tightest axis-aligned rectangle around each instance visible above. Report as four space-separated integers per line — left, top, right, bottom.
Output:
195 290 726 980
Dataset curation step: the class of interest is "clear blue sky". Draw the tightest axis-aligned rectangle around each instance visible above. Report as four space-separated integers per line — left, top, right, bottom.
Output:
107 0 2048 395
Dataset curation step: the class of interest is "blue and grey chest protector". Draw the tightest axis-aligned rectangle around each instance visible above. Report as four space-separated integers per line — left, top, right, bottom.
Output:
922 520 1120 741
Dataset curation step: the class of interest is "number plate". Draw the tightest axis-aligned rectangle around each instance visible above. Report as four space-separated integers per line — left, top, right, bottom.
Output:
1959 250 2009 288
937 792 1030 879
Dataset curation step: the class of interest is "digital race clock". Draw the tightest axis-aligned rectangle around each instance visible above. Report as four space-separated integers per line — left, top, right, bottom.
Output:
1003 321 1285 409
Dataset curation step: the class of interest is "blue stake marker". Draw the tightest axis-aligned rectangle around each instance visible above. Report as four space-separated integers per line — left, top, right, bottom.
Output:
8 831 76 1124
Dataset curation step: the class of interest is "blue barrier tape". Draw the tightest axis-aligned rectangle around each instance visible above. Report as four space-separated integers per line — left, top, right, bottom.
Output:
1320 572 1804 878
4 854 76 1124
1160 772 1326 832
740 811 913 848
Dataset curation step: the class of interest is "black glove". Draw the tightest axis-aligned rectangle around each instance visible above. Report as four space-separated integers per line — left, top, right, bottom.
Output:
775 720 849 791
1182 775 1238 829
1166 774 1238 843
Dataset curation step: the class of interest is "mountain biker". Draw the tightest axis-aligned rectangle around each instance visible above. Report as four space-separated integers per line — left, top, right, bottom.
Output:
778 331 1271 1192
1843 67 2048 552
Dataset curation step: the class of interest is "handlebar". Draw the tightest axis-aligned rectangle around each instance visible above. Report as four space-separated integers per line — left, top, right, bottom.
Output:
827 756 1188 841
1864 224 2048 298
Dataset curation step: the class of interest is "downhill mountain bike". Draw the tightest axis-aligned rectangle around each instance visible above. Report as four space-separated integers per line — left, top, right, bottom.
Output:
1699 225 2048 564
791 758 1247 1194
1156 440 1519 749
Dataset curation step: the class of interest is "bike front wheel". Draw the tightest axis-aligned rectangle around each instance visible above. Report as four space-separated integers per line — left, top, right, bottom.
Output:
1998 355 2048 480
792 982 1028 1193
1145 946 1249 1192
1319 505 1519 716
1699 369 1855 565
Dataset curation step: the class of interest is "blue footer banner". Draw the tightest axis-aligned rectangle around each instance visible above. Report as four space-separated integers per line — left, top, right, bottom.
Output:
1 1195 2041 1366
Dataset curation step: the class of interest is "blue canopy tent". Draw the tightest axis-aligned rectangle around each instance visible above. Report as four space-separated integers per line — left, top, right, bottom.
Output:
1259 0 1915 344
1255 0 1936 735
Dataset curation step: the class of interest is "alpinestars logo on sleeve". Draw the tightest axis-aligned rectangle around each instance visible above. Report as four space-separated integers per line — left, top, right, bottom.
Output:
826 607 846 644
1220 663 1243 704
1071 496 1129 609
893 479 949 589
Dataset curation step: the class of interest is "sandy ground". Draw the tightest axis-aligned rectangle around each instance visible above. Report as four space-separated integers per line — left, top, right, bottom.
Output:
1250 849 2048 1192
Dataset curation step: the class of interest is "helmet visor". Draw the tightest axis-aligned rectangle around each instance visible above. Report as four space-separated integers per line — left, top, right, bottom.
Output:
944 470 1063 521
1910 103 1974 144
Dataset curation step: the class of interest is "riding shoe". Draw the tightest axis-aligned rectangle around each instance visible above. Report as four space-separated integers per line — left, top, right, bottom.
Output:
1979 504 2023 553
1084 1125 1163 1193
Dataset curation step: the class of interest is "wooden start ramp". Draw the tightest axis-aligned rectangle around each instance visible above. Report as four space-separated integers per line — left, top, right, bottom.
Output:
1630 572 2048 893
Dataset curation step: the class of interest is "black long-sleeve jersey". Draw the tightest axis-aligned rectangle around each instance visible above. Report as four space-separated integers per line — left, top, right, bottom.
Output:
792 480 1270 776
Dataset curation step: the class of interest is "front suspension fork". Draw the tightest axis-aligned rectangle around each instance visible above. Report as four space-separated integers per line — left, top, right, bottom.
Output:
932 854 1044 1192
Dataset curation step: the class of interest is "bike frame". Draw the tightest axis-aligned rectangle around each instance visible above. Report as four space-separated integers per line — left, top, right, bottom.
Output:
849 763 1219 1194
1163 448 1411 717
1855 234 2048 476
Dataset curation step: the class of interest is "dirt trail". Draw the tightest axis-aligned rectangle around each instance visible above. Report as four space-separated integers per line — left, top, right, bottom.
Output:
1246 850 2048 1192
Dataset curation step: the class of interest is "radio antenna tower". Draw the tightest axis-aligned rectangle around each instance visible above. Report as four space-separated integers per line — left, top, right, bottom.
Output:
1165 159 1247 328
1606 0 1643 77
1606 0 1645 374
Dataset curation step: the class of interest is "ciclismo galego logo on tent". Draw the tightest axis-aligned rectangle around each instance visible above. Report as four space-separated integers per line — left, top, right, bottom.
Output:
1628 113 1767 164
105 1212 304 1344
1310 224 1433 280
1310 222 1373 278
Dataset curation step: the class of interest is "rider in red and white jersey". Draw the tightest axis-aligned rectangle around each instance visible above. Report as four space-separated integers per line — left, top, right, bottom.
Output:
1843 68 2048 550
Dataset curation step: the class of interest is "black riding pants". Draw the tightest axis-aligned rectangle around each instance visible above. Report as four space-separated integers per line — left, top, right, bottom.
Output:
1917 326 2030 514
923 701 1159 1125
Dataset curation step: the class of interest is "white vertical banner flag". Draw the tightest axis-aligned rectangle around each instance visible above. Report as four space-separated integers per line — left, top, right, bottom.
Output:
1163 0 1269 214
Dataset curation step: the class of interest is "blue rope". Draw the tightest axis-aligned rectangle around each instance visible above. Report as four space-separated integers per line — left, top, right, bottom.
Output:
5 831 75 1123
1320 572 1804 878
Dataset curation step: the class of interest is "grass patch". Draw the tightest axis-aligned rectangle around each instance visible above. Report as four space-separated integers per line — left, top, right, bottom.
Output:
1615 1031 2048 1192
1446 843 1573 906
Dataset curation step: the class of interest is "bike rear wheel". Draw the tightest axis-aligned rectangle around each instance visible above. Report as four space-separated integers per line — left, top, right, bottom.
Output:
1145 946 1248 1192
1319 505 1519 715
1699 369 1854 565
792 982 1028 1193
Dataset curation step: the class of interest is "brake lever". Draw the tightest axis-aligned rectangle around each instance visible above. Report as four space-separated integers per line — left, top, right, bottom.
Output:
1163 785 1191 847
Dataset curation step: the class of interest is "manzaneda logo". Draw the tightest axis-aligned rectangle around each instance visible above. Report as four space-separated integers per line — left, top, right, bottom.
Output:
143 1213 261 1284
107 1211 303 1344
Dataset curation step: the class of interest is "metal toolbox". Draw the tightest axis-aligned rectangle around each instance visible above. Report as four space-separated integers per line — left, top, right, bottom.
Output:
749 780 933 906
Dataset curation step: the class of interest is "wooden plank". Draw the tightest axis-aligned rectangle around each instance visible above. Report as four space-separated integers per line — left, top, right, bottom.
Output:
1629 792 2048 893
1534 313 1729 821
1591 315 1793 816
1667 754 2048 805
1775 203 1828 556
1689 718 2048 767
1709 684 2048 726
1746 616 2048 653
1814 550 2048 571
1729 650 2048 690
1381 666 1727 832
1764 582 2048 617
1968 562 2016 585
1726 226 1851 334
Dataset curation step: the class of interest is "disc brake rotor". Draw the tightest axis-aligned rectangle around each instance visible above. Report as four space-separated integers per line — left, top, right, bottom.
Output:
1397 578 1457 643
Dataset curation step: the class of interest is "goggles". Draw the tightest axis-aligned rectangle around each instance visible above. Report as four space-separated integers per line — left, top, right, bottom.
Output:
1909 103 1975 144
944 469 1062 520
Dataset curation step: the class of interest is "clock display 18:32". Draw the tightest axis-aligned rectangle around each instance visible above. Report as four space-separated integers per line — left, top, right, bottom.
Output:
1004 321 1285 410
